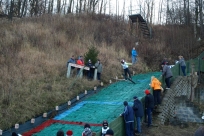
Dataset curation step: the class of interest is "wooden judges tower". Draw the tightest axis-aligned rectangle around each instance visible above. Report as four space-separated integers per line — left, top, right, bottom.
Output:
129 14 152 39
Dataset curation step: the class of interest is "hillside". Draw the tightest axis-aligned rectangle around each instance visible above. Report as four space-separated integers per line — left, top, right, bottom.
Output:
0 14 203 130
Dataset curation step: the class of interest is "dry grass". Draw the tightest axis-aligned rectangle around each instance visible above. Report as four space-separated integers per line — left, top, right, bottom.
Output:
0 14 202 130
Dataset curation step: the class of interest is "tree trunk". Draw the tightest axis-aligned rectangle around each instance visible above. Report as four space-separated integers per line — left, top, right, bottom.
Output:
150 0 154 25
83 0 86 12
21 0 26 17
103 0 106 14
79 0 82 13
51 0 54 14
199 0 203 37
44 0 47 14
99 0 103 14
57 0 61 13
34 0 38 16
194 0 198 38
76 0 78 13
184 0 187 25
67 0 73 13
17 0 21 17
9 0 14 20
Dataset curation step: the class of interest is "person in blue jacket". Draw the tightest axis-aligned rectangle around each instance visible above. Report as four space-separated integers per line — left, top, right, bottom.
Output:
131 47 138 64
120 101 134 136
132 96 144 134
178 55 186 76
67 55 76 67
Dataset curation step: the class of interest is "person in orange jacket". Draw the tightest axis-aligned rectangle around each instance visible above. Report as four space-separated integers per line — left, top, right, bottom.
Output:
76 56 84 75
150 76 162 108
76 56 84 66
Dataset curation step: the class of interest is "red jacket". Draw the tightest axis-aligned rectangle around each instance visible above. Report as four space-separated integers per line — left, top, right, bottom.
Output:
77 59 84 66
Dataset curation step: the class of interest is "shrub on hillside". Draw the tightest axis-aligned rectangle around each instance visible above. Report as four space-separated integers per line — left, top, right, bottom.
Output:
84 46 99 64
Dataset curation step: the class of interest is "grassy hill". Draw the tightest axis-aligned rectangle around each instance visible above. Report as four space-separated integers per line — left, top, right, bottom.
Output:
0 14 203 130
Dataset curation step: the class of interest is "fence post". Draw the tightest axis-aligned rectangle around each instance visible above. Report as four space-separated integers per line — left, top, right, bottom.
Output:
179 64 181 76
94 69 97 80
198 57 201 84
78 68 83 78
67 64 71 78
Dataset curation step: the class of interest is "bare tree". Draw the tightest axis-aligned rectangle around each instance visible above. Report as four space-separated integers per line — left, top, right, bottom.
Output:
43 0 47 13
103 0 107 14
199 0 203 37
9 0 14 19
79 0 82 13
122 0 125 19
150 0 154 25
57 0 61 13
67 0 73 13
99 0 103 14
21 0 26 17
158 0 164 23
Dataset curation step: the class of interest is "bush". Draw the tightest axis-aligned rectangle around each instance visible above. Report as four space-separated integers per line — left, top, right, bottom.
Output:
84 46 99 64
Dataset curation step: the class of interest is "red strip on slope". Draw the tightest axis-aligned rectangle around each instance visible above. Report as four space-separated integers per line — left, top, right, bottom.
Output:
22 119 102 136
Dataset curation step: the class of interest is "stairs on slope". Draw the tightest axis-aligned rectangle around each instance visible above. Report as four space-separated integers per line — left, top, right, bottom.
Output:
129 14 151 39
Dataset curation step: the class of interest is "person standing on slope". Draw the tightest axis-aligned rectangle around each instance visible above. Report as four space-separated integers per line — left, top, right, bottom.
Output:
120 101 134 136
121 59 132 80
161 62 173 89
131 47 138 65
178 55 186 76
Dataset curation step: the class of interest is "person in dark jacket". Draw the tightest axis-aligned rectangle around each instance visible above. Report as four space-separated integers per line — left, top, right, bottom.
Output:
132 96 144 134
105 129 114 136
161 62 173 89
194 126 204 136
120 101 134 136
144 90 154 127
86 59 94 79
67 55 76 67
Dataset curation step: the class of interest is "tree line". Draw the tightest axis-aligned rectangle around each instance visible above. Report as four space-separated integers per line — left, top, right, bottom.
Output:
0 0 203 37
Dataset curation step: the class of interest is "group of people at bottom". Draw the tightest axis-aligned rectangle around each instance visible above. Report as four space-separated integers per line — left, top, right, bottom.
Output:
57 89 154 136
120 89 154 136
56 121 114 136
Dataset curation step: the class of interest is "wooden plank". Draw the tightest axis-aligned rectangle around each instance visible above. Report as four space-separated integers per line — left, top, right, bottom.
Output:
69 63 90 70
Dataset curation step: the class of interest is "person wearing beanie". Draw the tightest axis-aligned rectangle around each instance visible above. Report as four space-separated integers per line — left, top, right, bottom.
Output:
66 130 73 136
56 130 64 136
132 96 144 134
194 126 204 136
82 123 92 136
120 101 134 136
121 59 132 80
101 120 109 136
161 62 173 89
105 129 114 136
86 59 94 80
144 90 154 127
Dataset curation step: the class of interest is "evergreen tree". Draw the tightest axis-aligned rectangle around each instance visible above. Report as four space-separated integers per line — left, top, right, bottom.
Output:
84 46 99 64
